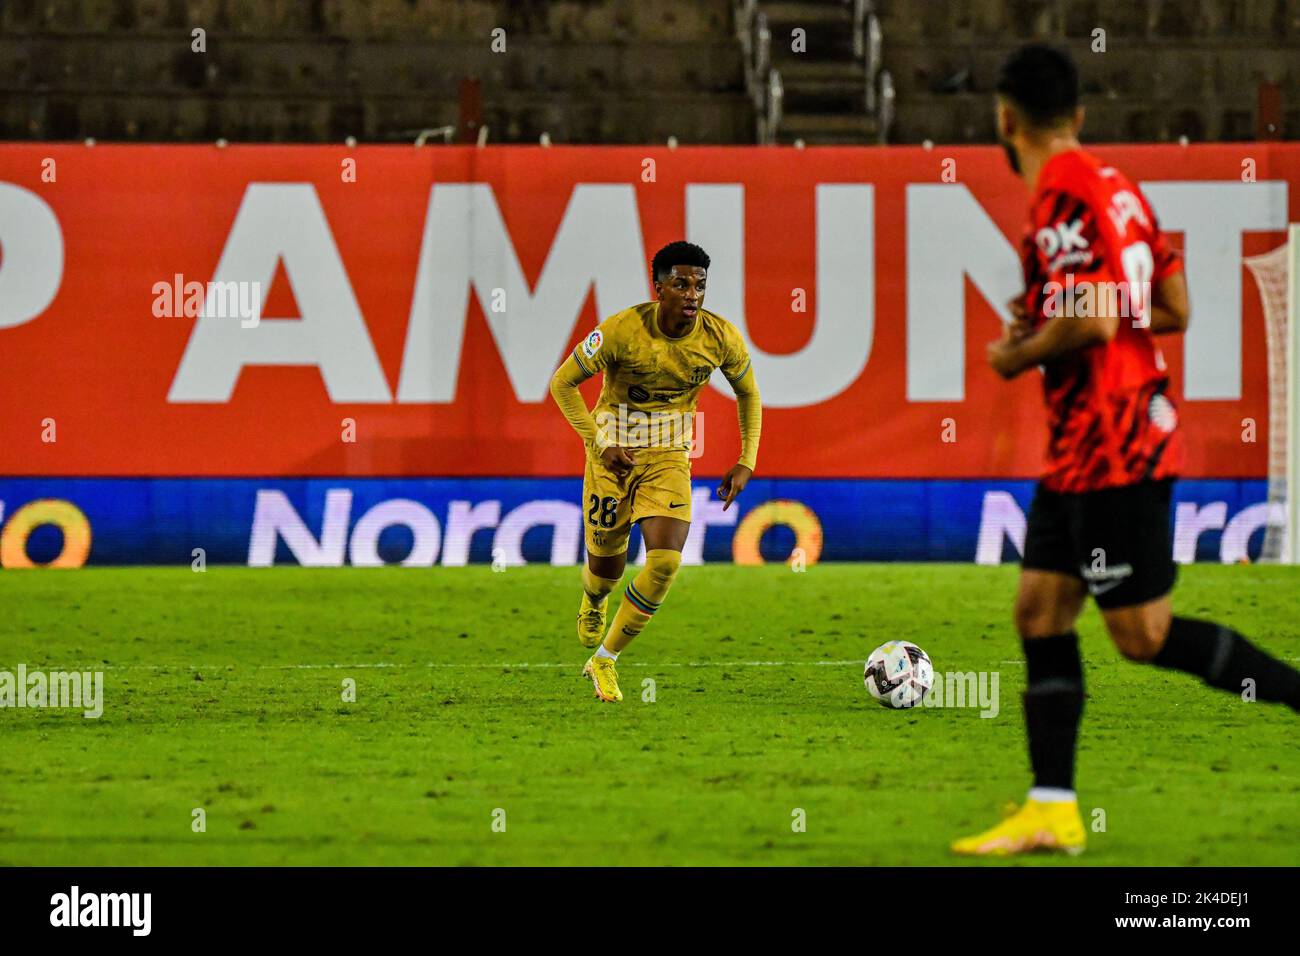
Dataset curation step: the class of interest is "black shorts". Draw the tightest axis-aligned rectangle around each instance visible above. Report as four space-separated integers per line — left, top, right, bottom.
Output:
1022 478 1176 609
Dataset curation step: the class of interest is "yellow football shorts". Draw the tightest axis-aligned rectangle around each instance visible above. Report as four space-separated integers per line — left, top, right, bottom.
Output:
583 448 693 556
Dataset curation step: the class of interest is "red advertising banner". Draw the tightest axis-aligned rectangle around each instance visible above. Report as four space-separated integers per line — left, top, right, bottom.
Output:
0 143 1294 478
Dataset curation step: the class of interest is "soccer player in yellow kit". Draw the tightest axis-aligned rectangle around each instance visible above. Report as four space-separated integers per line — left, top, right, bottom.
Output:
549 241 762 702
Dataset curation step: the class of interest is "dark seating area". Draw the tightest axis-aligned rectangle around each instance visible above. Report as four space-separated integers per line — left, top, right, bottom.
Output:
879 0 1300 143
0 0 751 143
2 0 1296 144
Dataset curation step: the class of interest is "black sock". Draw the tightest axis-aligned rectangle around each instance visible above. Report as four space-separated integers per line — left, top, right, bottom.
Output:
1022 631 1085 791
1153 617 1300 710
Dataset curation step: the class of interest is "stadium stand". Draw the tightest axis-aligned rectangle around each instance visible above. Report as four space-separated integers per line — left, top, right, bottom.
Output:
0 0 1296 144
880 0 1300 144
0 0 751 143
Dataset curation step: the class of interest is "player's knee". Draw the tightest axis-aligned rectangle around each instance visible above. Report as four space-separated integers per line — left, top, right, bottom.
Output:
1108 619 1165 662
1014 597 1063 639
1013 602 1039 638
643 548 682 589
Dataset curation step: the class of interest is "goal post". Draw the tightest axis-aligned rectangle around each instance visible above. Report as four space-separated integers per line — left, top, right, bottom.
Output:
1243 224 1300 563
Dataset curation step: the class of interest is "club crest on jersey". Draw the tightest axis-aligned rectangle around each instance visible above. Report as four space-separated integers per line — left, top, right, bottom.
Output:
581 330 603 358
689 366 711 385
1149 393 1178 433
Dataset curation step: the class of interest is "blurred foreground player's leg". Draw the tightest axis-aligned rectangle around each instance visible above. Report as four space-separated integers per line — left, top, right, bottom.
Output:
951 524 1089 857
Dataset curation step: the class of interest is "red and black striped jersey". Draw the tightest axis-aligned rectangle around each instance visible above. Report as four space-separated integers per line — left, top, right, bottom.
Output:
1020 149 1184 493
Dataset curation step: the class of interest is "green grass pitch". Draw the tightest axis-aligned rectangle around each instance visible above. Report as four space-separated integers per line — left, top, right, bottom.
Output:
2 564 1297 866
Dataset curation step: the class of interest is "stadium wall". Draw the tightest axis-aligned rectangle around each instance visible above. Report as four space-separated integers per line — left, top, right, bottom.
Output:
0 144 1295 565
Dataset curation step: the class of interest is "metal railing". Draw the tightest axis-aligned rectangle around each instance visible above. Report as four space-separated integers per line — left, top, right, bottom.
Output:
400 126 455 146
735 0 758 97
876 69 894 144
854 0 892 141
760 69 784 145
735 0 782 144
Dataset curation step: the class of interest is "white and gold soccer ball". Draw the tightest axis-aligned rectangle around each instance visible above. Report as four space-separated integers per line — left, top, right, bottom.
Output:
864 640 934 709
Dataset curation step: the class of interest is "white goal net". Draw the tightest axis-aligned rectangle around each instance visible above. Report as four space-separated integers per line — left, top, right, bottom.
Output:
1243 224 1300 563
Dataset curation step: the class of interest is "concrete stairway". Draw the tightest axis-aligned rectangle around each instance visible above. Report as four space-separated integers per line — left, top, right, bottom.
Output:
760 0 878 143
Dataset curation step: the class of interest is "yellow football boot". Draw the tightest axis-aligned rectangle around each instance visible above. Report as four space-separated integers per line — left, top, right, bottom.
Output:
950 799 1086 857
582 654 623 702
576 594 606 649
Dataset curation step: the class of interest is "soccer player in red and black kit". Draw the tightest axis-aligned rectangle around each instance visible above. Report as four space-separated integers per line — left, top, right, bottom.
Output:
952 44 1300 856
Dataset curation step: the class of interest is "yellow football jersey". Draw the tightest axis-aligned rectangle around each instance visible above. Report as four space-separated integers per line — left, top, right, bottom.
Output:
570 302 752 452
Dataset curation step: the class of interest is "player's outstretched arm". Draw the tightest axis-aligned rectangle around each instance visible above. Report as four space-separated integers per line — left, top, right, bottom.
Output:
718 365 761 510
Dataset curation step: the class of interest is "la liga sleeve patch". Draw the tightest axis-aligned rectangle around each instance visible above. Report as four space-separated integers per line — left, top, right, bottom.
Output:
581 329 603 359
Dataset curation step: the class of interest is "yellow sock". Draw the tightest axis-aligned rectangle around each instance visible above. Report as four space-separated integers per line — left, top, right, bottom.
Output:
603 549 681 654
581 564 619 607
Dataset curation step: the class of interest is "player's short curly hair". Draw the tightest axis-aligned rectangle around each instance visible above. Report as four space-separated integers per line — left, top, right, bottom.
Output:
651 241 710 283
996 43 1079 128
